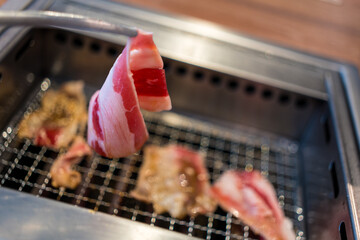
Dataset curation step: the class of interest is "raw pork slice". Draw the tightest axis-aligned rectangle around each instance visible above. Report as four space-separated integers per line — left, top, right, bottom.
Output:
50 136 92 189
131 145 216 218
87 44 148 158
18 81 87 149
87 30 171 158
130 30 171 112
211 170 295 240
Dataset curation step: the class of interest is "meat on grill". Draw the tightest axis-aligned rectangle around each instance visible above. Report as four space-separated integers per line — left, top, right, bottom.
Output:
211 170 295 240
131 145 217 218
87 30 171 158
18 81 87 149
50 136 92 189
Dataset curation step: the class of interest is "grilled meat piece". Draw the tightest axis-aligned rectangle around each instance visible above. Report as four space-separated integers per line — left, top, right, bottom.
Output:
18 81 87 149
50 136 92 189
211 170 295 240
131 145 216 218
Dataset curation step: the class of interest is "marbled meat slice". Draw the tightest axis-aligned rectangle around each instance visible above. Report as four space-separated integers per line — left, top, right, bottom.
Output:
130 30 171 112
131 145 216 218
87 43 148 158
50 136 92 189
18 81 87 149
211 170 295 240
87 30 171 158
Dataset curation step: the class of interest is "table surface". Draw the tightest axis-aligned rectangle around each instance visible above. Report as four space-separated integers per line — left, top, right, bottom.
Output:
115 0 360 71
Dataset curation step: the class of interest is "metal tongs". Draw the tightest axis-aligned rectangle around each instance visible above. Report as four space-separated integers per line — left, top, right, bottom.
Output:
0 10 138 37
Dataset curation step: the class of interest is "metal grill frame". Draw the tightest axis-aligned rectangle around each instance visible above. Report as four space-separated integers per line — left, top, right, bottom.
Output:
0 80 305 240
0 1 358 239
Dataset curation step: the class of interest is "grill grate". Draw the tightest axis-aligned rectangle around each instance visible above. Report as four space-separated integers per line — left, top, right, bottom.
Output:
0 80 305 240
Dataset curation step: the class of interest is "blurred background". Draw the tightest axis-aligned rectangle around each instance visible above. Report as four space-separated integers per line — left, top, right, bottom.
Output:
113 0 360 70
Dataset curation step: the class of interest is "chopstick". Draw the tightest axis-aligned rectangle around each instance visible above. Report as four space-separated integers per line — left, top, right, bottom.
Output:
0 10 138 37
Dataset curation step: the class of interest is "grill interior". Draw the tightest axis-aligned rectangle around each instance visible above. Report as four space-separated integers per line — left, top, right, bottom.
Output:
0 99 304 240
0 28 354 240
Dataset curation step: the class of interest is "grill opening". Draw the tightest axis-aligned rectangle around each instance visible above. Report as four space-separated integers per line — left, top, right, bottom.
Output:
279 93 290 105
210 75 222 86
340 222 348 240
107 47 119 57
0 28 354 240
244 84 256 95
322 114 332 144
226 79 238 91
89 42 101 53
72 37 84 49
329 161 339 199
193 70 204 81
176 66 187 76
54 32 67 44
261 89 273 100
295 98 308 109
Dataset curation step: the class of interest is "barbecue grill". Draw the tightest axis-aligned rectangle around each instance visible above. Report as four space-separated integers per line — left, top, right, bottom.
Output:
0 1 359 240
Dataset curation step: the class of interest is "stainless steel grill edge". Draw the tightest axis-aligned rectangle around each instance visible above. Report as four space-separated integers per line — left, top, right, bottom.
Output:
0 1 359 240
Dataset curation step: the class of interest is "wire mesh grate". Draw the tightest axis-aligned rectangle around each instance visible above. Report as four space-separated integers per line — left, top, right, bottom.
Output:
0 84 305 240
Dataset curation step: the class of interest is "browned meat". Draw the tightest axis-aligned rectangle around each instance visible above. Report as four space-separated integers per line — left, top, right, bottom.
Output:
131 144 216 218
50 136 92 189
18 81 87 149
